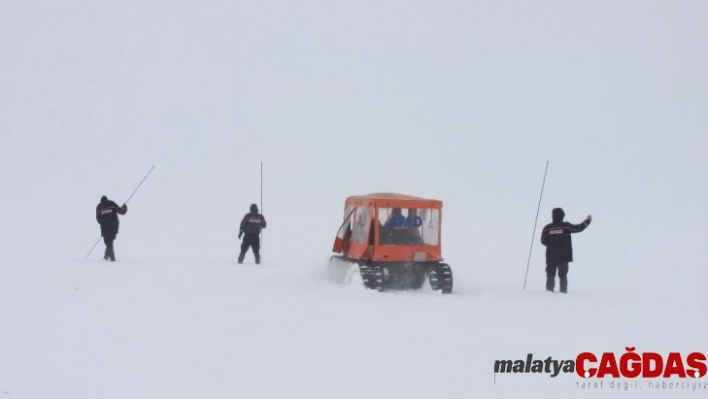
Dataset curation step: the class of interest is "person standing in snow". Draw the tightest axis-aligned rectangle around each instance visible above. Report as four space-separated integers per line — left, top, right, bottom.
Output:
540 208 591 293
238 203 267 264
96 195 128 261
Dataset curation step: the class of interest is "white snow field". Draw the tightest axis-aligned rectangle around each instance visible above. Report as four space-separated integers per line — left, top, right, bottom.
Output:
1 1 707 398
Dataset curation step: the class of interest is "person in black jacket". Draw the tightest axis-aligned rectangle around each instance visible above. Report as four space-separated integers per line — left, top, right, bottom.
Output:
96 196 128 261
540 208 591 293
238 203 267 264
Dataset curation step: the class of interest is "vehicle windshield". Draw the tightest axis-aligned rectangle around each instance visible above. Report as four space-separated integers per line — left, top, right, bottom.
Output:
377 207 439 246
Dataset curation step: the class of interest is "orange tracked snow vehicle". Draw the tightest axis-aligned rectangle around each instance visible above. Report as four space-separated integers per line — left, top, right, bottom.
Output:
330 193 452 293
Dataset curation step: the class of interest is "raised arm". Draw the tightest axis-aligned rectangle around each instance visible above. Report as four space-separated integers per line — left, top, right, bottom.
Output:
569 215 592 233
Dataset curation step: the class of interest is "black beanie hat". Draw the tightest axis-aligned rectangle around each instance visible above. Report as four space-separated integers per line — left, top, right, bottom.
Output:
250 203 259 213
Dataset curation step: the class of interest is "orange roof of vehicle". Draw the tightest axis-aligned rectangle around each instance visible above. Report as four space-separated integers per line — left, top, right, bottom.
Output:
346 192 441 202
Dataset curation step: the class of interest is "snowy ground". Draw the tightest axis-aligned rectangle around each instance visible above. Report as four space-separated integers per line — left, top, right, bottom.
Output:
0 243 705 398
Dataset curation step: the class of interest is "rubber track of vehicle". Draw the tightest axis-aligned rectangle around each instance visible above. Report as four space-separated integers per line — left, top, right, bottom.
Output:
437 263 453 294
359 264 384 291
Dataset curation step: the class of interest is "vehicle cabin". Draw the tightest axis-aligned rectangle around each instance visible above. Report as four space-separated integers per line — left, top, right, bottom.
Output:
332 193 443 263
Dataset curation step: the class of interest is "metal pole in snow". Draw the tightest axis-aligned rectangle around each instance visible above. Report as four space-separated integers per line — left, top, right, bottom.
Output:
523 160 549 290
260 161 263 252
124 165 155 205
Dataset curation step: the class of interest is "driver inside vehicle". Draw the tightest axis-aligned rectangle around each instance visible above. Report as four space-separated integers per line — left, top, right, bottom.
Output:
381 208 423 245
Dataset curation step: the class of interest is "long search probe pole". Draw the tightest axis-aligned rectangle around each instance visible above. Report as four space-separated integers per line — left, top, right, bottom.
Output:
523 161 549 290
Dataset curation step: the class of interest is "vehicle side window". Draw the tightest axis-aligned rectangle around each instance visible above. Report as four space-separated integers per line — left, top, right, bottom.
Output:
420 209 440 246
352 206 370 244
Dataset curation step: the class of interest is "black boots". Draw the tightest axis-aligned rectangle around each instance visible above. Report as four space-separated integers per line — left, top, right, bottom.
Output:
237 252 260 264
103 249 115 262
103 238 116 261
546 277 568 293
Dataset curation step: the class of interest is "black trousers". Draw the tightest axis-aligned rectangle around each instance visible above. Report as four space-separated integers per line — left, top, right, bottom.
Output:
238 234 261 264
103 234 116 261
546 262 569 292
